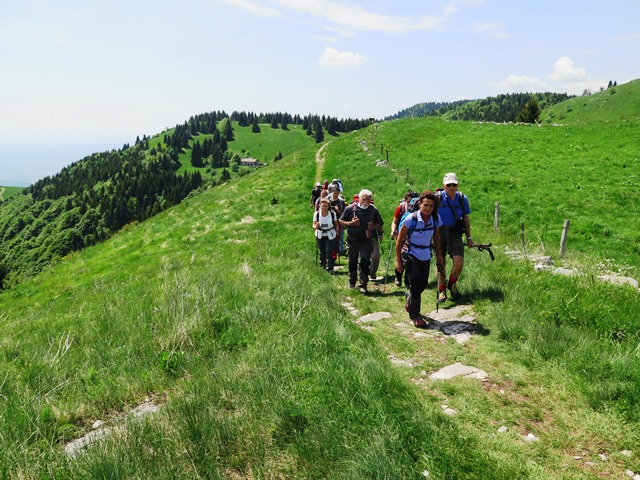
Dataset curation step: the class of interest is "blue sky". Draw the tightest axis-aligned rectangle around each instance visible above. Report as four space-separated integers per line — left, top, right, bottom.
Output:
1 0 638 185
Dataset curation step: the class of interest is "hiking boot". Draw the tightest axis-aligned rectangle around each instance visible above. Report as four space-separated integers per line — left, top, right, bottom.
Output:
394 278 402 287
412 316 427 328
404 291 411 313
349 283 356 289
358 285 367 294
448 282 460 299
437 290 447 303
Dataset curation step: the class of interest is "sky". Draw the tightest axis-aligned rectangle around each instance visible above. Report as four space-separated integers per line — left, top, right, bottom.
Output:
1 0 638 185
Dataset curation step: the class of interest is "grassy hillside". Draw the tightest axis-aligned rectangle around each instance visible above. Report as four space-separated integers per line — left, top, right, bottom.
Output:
1 116 639 478
0 186 23 201
328 117 639 275
541 79 640 124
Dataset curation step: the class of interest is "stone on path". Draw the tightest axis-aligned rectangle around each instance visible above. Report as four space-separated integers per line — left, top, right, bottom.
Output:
356 312 392 323
429 362 488 380
598 274 639 289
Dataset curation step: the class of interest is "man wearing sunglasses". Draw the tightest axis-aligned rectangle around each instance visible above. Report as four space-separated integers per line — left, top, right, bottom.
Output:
436 172 475 301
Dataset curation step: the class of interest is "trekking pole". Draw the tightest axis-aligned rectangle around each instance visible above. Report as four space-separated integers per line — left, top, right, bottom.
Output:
383 235 394 293
464 243 495 261
435 259 445 314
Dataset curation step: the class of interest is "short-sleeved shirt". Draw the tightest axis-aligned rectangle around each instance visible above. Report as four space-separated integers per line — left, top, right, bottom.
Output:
437 191 470 227
401 212 441 261
340 203 383 241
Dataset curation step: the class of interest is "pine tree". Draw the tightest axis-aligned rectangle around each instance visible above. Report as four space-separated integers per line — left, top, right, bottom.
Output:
223 119 235 141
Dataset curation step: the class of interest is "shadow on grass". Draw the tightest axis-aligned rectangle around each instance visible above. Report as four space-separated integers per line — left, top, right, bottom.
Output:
458 287 505 303
422 319 490 336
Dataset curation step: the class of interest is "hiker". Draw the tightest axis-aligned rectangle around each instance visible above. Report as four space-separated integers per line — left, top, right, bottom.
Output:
313 197 339 274
310 182 322 208
331 178 344 193
390 189 418 286
368 195 384 280
314 189 329 211
436 172 474 301
395 191 443 328
328 188 347 256
339 189 383 294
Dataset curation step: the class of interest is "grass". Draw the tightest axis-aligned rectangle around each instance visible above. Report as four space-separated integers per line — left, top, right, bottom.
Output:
541 78 640 125
0 186 23 201
1 114 640 478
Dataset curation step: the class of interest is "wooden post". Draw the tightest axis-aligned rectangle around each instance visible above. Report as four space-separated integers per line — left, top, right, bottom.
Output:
494 202 500 231
559 219 570 257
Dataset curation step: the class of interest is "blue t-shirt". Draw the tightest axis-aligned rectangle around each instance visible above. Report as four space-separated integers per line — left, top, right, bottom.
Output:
438 191 470 227
401 212 441 261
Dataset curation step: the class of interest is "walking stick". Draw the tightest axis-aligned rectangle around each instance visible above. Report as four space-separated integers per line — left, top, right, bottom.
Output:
383 236 394 293
435 259 445 314
464 243 495 261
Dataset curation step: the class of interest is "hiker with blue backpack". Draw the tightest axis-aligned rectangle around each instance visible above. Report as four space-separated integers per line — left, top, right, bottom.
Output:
436 172 475 302
395 191 443 328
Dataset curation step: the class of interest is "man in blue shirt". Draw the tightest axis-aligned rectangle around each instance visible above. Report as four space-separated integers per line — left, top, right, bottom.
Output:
436 173 475 301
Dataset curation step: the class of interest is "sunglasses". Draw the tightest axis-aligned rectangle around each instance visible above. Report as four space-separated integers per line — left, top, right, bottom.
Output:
445 183 458 187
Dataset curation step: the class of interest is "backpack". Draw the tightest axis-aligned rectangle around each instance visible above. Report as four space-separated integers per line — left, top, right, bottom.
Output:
399 209 436 252
314 210 337 239
438 190 466 234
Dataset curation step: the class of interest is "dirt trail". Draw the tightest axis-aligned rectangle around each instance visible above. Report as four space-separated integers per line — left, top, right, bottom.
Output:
314 143 329 184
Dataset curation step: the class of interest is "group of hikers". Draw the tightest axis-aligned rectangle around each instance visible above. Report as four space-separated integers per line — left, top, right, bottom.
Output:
311 174 475 328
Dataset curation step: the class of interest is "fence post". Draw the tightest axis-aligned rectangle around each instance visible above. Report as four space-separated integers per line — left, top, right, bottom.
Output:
494 202 500 231
559 219 570 257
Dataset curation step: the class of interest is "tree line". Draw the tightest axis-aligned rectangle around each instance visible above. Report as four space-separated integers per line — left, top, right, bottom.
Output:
387 92 574 123
0 109 373 290
0 143 202 289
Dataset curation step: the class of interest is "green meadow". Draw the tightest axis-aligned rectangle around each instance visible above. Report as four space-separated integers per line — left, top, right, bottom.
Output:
0 186 24 201
1 91 639 478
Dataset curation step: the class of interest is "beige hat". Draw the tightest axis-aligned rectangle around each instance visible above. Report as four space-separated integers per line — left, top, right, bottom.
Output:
443 172 459 185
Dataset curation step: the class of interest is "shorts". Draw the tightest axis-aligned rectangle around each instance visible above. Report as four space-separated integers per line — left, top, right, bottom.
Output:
438 227 465 258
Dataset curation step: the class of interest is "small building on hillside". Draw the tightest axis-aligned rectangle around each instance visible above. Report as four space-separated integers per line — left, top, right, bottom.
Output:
240 158 260 168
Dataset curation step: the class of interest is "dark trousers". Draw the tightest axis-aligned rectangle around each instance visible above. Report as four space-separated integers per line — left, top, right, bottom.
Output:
346 237 373 287
403 253 431 319
317 236 336 271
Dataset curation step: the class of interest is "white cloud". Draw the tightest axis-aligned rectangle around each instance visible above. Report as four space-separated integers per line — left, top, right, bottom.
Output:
563 80 609 96
547 56 587 81
271 0 447 33
493 75 550 92
319 46 367 68
472 21 510 39
218 0 281 17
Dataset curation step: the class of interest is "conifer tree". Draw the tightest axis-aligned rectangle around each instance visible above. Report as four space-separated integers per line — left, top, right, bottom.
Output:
223 119 235 140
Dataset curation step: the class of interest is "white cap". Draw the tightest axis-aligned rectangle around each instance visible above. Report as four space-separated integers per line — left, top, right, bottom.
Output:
443 172 459 185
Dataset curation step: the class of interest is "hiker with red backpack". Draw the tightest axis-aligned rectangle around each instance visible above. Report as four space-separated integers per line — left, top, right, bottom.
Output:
390 190 418 287
339 189 383 294
395 191 443 328
436 172 475 302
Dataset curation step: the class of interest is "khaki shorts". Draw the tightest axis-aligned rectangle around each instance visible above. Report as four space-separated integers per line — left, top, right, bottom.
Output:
438 227 465 258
